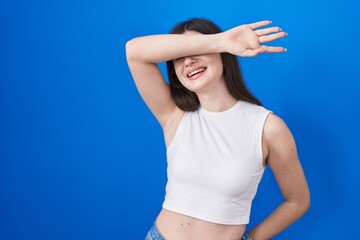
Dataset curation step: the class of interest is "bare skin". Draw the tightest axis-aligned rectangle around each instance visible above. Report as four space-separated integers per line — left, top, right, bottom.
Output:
126 20 310 240
156 209 246 240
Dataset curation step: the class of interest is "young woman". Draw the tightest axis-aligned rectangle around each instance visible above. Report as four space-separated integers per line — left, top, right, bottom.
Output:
126 18 310 240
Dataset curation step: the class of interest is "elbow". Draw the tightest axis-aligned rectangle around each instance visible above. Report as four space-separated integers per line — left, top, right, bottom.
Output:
303 192 311 214
287 191 311 218
125 38 136 62
298 191 311 216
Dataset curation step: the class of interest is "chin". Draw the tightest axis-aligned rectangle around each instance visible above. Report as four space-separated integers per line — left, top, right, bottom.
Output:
182 82 208 94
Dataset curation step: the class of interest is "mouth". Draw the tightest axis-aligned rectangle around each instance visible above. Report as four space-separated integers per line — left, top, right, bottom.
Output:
186 67 207 79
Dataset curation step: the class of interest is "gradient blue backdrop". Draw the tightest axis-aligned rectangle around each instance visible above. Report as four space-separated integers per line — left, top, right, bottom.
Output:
1 0 359 239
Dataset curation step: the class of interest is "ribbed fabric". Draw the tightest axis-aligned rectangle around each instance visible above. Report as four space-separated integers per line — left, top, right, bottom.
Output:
162 101 271 225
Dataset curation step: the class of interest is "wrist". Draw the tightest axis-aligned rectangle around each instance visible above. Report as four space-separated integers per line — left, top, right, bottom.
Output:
214 32 226 53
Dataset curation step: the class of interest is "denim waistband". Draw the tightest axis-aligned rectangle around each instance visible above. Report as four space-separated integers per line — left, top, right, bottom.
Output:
145 220 166 240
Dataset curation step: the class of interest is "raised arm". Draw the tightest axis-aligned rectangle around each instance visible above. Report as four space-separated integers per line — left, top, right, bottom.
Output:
125 20 286 126
125 33 222 126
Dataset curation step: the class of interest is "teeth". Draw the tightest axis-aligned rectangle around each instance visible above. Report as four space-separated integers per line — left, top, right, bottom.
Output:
188 67 206 78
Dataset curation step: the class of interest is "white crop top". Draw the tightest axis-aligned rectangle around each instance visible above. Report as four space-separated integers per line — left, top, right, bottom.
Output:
162 100 271 225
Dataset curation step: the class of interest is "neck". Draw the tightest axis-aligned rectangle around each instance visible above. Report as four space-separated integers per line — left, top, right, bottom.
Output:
196 79 238 112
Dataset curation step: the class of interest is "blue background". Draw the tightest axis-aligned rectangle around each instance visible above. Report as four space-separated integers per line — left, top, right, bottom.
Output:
1 0 359 239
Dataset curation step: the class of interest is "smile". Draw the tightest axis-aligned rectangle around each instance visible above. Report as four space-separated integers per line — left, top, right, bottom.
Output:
187 67 207 78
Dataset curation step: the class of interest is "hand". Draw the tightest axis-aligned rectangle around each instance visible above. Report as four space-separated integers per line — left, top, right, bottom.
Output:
220 20 287 57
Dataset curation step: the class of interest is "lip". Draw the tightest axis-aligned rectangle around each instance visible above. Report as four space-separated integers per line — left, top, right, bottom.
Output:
185 66 207 79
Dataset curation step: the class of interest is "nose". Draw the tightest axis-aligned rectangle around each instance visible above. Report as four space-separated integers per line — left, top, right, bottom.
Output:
184 56 196 67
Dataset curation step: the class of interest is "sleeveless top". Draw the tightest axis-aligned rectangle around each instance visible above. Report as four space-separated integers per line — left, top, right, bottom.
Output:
162 100 272 225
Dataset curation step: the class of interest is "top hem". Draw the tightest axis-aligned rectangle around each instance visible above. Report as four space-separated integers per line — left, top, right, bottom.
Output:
162 204 249 226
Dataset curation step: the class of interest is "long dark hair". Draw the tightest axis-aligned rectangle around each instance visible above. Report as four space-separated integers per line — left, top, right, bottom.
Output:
166 18 262 111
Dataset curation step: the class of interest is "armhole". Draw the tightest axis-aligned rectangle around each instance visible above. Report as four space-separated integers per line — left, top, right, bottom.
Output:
257 109 272 171
166 111 187 153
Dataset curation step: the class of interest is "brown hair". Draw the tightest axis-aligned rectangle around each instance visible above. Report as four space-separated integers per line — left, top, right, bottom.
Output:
166 18 262 111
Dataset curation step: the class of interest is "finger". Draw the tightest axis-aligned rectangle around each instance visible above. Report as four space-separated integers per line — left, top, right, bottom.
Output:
259 31 287 43
255 26 282 36
260 45 287 53
248 20 272 30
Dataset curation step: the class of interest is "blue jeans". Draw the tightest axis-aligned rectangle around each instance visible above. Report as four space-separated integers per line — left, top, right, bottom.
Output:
145 221 166 240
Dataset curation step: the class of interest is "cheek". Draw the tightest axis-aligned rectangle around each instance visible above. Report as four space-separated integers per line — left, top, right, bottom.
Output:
205 55 224 77
215 59 225 76
174 67 186 83
208 64 224 78
174 68 181 79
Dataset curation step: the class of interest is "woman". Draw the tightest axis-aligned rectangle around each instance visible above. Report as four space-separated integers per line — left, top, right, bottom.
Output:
126 18 310 240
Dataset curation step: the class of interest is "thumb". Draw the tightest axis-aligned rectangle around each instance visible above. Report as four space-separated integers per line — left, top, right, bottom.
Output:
241 47 265 57
249 47 263 56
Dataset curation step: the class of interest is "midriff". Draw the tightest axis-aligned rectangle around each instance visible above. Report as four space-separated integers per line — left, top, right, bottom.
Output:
156 208 246 240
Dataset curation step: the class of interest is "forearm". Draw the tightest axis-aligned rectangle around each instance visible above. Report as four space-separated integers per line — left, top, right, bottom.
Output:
248 200 309 239
125 33 223 63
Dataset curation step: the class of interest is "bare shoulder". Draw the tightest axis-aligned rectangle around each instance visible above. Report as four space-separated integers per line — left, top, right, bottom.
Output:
263 113 291 139
263 113 298 164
